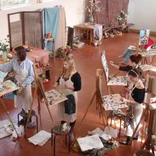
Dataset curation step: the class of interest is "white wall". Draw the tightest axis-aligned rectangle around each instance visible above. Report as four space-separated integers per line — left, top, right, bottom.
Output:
0 0 86 40
128 0 156 32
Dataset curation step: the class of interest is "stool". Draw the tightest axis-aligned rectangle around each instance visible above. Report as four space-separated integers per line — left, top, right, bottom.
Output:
51 125 71 156
17 109 38 132
107 114 125 138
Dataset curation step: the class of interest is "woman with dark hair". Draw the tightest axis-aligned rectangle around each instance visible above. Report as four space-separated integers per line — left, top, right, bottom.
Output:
119 38 154 64
110 54 142 72
120 68 145 145
0 46 34 126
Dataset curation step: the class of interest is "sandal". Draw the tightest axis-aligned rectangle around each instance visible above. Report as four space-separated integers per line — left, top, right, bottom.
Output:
119 140 128 145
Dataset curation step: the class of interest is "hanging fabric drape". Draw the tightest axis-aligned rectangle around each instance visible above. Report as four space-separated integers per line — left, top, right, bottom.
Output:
43 7 66 51
94 0 129 26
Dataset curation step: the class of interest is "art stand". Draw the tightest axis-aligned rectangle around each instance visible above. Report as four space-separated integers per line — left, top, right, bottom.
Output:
0 98 20 139
24 64 39 137
72 69 119 156
141 106 156 154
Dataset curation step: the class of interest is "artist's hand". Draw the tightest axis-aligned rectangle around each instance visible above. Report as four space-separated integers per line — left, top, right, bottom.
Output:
109 61 114 65
17 81 22 87
17 87 23 95
121 97 128 103
64 82 73 90
53 83 58 89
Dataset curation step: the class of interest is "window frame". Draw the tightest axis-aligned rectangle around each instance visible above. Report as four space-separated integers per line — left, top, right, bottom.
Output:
0 0 29 10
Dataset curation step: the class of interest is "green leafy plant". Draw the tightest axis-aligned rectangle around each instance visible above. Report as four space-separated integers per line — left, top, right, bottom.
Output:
116 10 128 25
0 38 9 53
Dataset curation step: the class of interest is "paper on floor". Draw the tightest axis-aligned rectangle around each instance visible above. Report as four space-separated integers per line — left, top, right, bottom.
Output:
77 134 104 152
28 130 51 146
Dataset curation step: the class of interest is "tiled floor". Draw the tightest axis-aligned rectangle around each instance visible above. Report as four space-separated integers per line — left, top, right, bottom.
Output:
0 33 155 156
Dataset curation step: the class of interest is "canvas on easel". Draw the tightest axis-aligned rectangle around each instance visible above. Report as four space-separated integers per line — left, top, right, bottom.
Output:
96 69 127 112
139 29 150 46
101 52 127 93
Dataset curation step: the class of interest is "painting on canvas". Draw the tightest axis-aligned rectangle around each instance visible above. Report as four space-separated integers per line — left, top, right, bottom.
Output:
139 29 150 45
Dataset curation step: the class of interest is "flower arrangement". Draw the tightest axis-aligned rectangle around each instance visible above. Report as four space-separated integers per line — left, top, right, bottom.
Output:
86 0 103 22
56 46 72 59
116 10 128 25
0 38 9 53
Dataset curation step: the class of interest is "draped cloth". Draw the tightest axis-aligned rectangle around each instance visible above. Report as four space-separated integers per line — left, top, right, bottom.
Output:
94 0 129 26
43 7 67 51
55 7 67 50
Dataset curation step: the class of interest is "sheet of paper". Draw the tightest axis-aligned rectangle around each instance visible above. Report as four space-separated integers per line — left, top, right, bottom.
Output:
28 130 51 146
45 89 68 106
77 134 104 152
128 45 136 50
107 76 127 86
102 94 127 110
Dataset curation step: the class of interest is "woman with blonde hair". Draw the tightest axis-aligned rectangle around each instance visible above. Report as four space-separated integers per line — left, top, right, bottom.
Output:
54 57 81 142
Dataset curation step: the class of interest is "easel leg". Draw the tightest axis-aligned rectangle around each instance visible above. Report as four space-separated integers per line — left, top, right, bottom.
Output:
0 98 20 139
38 97 43 129
129 106 148 145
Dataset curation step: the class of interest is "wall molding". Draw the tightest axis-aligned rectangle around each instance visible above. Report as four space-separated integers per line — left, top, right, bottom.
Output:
130 29 156 36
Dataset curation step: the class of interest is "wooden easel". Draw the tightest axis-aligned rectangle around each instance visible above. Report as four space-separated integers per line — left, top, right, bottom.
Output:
141 108 156 154
72 69 119 156
25 64 54 136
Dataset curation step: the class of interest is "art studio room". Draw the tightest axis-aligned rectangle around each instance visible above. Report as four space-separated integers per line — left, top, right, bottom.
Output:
0 0 156 156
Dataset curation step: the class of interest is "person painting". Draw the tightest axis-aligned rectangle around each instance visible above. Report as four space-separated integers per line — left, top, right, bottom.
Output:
120 69 145 145
0 46 34 125
54 57 81 142
110 54 143 72
119 38 154 64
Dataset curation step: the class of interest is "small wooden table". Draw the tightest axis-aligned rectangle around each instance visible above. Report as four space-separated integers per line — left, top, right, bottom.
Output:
74 24 94 44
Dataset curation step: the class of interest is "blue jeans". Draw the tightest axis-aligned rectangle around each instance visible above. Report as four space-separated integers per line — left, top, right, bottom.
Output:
122 49 136 63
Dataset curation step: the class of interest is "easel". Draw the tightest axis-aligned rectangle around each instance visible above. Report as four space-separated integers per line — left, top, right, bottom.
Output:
73 69 120 156
0 82 22 149
141 108 156 154
101 52 127 95
24 64 54 136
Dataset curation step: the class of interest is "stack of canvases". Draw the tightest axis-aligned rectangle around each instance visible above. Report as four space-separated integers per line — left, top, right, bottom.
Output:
43 6 66 51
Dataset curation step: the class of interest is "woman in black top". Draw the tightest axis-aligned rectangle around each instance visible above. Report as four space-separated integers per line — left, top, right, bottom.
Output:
54 57 81 142
110 54 142 72
120 69 145 145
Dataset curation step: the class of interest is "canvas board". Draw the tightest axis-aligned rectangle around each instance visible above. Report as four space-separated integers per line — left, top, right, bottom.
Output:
101 52 127 86
101 52 109 82
102 94 127 110
0 80 19 97
140 64 156 72
107 76 127 86
139 29 150 45
45 89 68 106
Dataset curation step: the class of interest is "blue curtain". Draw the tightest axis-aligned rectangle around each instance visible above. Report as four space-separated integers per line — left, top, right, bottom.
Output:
43 8 60 51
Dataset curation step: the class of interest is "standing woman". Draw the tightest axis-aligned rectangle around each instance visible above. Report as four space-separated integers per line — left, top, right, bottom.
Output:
54 58 81 141
120 68 145 145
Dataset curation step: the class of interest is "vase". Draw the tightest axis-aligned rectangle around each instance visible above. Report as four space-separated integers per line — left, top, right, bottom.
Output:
2 51 7 62
89 15 94 24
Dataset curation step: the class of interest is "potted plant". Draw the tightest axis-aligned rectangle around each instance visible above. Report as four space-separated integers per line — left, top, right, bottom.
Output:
0 38 9 62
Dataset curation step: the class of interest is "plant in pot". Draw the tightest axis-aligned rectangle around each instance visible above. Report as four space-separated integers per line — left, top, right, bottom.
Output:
0 38 9 62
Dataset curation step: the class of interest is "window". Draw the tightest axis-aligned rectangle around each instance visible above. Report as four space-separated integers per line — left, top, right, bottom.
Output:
1 0 28 9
